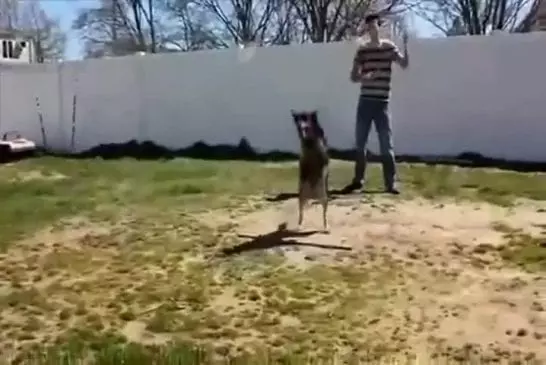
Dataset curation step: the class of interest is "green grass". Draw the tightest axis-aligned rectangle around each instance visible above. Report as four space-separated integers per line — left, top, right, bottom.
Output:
0 157 544 364
0 157 544 247
489 223 546 272
9 340 541 365
499 234 546 272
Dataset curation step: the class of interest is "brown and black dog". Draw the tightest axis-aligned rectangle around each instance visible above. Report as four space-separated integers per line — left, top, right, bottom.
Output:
291 110 329 232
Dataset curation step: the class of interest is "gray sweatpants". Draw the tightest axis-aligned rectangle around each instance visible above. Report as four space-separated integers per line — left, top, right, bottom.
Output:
352 96 397 189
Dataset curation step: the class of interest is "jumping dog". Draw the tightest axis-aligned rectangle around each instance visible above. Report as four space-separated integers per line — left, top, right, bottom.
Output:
291 110 329 232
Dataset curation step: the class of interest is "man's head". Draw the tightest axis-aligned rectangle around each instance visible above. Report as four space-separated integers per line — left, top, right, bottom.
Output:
364 13 382 39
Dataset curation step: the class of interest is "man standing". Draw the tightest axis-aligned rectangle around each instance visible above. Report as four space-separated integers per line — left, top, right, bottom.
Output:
342 13 409 195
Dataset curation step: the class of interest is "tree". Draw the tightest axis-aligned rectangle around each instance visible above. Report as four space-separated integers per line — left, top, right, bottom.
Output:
413 0 538 35
0 0 66 62
165 0 284 47
267 1 301 44
161 0 228 50
24 1 66 62
73 0 160 58
287 0 407 43
163 0 408 49
77 0 410 57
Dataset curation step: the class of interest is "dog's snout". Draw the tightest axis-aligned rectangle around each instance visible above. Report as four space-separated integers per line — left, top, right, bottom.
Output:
293 111 323 142
301 123 311 137
300 119 314 138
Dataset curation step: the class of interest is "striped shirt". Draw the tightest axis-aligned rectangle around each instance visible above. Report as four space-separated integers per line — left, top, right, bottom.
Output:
353 39 402 101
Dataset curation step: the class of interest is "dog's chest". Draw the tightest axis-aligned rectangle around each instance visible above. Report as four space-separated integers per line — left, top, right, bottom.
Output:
300 158 327 182
299 148 329 199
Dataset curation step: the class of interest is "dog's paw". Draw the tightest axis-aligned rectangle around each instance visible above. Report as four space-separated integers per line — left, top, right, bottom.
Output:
321 228 330 234
277 222 288 231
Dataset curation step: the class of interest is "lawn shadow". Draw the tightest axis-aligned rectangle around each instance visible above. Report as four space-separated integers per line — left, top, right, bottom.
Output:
221 228 351 256
23 138 546 172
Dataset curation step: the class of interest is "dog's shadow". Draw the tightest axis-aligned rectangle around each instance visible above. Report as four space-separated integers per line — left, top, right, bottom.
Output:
221 228 351 256
266 188 384 202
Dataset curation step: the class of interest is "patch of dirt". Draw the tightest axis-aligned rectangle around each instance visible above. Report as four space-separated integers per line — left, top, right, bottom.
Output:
121 320 171 345
262 161 299 168
9 169 68 182
1 197 544 362
0 217 144 355
230 197 546 361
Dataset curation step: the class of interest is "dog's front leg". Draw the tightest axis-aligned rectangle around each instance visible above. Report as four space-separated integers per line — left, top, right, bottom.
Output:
297 182 306 228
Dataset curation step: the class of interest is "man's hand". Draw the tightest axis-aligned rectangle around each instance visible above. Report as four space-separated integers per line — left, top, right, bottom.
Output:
393 34 409 69
350 56 361 82
361 71 378 81
351 67 378 83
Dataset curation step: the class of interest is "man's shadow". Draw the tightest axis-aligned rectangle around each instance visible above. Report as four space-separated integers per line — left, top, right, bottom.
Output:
221 228 351 256
266 188 384 203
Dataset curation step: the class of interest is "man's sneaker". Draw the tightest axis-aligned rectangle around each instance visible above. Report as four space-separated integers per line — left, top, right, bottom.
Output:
386 187 400 195
340 181 363 194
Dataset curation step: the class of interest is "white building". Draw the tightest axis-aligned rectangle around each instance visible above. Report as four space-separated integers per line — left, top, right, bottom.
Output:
0 29 37 64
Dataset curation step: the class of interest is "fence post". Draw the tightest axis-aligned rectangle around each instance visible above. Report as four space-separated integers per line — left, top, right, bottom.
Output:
0 66 3 134
135 55 147 143
56 61 66 152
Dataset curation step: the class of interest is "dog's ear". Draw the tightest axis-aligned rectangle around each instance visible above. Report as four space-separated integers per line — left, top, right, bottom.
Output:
291 110 304 139
309 111 318 126
291 109 302 122
291 110 299 125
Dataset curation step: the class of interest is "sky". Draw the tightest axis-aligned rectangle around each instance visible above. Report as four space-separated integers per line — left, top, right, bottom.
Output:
41 0 94 60
41 0 440 61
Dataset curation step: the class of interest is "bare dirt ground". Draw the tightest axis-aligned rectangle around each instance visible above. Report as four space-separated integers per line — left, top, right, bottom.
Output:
230 196 546 361
0 193 545 363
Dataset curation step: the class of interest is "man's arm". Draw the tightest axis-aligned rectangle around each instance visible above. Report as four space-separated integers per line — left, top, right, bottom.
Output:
392 42 409 69
350 51 362 83
350 48 375 82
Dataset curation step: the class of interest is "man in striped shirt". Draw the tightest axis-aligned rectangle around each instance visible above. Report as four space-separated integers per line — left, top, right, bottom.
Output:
342 13 409 195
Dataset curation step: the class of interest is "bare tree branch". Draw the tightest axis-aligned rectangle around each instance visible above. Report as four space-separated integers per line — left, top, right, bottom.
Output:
286 0 408 43
73 0 161 58
412 0 537 35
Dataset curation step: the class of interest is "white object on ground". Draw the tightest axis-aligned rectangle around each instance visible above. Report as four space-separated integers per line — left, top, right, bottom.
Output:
0 138 36 153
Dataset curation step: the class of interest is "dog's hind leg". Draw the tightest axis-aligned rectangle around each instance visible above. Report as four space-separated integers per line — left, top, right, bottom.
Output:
321 171 329 233
297 182 309 229
320 195 328 233
297 196 305 228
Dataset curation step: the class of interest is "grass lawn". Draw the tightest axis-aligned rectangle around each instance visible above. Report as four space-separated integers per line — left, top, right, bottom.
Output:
0 157 544 364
